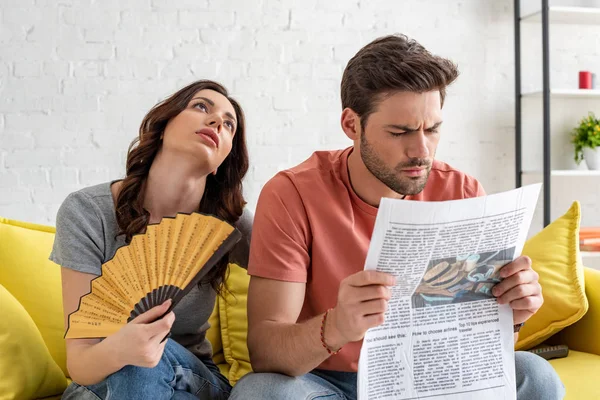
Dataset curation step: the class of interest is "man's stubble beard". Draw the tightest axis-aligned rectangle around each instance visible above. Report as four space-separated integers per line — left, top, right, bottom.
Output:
360 133 432 196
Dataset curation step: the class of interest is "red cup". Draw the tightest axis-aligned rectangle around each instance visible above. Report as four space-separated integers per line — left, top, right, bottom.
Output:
580 71 592 89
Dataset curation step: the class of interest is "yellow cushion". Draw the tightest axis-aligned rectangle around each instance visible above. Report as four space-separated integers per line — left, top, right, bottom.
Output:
549 267 600 356
219 264 253 385
516 202 588 350
206 297 223 358
206 292 229 375
0 217 67 376
0 284 67 399
548 350 600 399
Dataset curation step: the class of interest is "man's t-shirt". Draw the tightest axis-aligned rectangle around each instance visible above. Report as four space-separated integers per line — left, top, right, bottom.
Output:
248 147 486 372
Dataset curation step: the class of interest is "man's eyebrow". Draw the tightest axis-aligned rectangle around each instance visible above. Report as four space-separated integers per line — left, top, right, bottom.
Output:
384 121 443 132
426 121 443 130
191 96 237 123
384 124 419 132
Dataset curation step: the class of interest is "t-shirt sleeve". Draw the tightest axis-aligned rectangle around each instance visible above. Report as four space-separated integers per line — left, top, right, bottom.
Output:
464 175 486 198
49 192 105 275
247 172 311 283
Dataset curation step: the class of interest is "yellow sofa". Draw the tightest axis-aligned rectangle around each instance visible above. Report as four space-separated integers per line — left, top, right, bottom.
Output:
1 216 599 399
0 217 248 400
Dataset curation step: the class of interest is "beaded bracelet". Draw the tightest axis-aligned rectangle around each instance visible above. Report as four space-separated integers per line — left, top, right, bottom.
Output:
320 308 342 355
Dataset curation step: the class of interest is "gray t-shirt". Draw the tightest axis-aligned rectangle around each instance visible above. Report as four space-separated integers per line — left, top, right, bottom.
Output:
50 181 252 360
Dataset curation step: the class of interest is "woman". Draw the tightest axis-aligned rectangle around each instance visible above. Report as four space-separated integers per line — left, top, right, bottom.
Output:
51 80 251 400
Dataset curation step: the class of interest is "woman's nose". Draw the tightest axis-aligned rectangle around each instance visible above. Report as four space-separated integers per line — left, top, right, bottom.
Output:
207 115 223 133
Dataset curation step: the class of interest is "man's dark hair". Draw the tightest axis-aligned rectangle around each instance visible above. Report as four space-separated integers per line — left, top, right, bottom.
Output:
341 34 459 129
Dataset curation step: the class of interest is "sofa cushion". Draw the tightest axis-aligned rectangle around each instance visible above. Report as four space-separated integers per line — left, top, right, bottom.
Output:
219 263 253 385
0 217 68 376
516 202 588 350
549 267 600 356
0 284 68 399
207 296 230 378
549 350 600 400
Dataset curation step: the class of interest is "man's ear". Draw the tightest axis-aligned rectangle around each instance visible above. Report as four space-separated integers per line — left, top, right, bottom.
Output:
341 108 361 141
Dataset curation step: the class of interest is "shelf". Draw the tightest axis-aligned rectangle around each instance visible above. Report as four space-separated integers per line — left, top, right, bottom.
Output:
522 89 600 98
521 6 600 25
581 251 600 258
522 170 600 177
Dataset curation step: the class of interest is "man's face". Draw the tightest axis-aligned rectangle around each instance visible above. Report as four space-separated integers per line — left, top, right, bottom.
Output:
357 90 442 196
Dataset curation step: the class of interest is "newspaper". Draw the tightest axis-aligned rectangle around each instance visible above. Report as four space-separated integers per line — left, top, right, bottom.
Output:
357 184 541 400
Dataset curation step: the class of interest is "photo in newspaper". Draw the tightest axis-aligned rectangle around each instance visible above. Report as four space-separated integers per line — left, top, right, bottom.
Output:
357 184 541 400
412 247 514 309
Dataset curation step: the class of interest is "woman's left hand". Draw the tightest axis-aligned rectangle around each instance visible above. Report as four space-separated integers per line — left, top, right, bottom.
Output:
492 256 543 325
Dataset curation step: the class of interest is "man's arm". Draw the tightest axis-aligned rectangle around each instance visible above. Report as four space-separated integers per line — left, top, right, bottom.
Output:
247 271 395 377
247 277 335 376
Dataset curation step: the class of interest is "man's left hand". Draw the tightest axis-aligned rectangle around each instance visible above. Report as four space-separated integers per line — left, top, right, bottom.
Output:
492 256 543 325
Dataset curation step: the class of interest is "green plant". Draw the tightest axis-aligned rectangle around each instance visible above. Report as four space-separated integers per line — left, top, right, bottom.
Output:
571 112 600 164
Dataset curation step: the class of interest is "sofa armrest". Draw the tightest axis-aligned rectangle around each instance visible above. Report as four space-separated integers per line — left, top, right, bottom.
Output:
552 267 600 355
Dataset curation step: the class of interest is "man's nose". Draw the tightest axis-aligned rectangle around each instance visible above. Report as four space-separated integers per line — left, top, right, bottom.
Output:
406 130 430 159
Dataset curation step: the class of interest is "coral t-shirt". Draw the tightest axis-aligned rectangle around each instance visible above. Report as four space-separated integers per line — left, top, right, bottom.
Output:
248 147 486 372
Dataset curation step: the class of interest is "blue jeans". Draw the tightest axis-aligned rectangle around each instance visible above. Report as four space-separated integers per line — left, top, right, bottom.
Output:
62 339 231 400
230 351 565 400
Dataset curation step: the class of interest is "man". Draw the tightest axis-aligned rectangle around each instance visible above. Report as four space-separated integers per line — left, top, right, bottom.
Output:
230 34 564 400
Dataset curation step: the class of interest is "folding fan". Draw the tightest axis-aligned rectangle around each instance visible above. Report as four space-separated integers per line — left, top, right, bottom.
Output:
65 212 241 339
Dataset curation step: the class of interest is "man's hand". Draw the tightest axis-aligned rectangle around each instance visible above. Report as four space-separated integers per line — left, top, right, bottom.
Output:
492 256 543 325
326 270 396 350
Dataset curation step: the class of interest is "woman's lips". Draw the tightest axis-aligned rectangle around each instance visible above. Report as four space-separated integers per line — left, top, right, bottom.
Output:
196 128 219 147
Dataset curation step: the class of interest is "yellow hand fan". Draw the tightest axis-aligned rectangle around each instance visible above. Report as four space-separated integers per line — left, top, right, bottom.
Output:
65 212 241 339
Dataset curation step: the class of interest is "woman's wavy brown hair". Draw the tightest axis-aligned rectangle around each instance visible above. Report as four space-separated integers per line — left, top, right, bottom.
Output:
115 80 249 292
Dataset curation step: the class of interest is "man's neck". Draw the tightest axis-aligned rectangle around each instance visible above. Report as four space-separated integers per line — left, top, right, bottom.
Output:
347 148 405 208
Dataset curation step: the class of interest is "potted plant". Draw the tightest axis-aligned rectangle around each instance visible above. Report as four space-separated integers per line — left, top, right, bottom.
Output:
571 112 600 170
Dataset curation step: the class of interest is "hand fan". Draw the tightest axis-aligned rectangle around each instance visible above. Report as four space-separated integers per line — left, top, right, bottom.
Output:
65 212 241 339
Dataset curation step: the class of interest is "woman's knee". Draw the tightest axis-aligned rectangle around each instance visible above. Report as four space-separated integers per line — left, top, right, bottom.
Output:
62 382 105 400
66 360 174 399
515 351 565 400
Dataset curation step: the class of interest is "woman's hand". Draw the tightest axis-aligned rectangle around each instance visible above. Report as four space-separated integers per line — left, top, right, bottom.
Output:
105 299 175 369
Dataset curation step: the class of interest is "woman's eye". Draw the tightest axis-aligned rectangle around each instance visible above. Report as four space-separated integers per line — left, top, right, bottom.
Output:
225 121 235 130
194 102 208 112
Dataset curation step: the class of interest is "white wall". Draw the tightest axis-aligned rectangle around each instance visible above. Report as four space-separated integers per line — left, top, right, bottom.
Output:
0 0 598 227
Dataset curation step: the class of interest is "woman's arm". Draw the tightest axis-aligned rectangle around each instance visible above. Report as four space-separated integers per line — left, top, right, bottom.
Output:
62 268 124 385
62 268 175 386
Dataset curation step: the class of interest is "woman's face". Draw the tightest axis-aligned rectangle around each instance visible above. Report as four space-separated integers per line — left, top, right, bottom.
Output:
162 89 238 173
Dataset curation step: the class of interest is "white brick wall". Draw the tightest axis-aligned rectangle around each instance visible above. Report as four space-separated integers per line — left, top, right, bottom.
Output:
1 0 600 230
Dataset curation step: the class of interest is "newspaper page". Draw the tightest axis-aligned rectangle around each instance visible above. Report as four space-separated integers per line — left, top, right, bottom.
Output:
357 184 541 400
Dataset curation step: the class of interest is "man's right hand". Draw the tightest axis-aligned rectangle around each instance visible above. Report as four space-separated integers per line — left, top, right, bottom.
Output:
326 270 396 349
105 299 175 369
